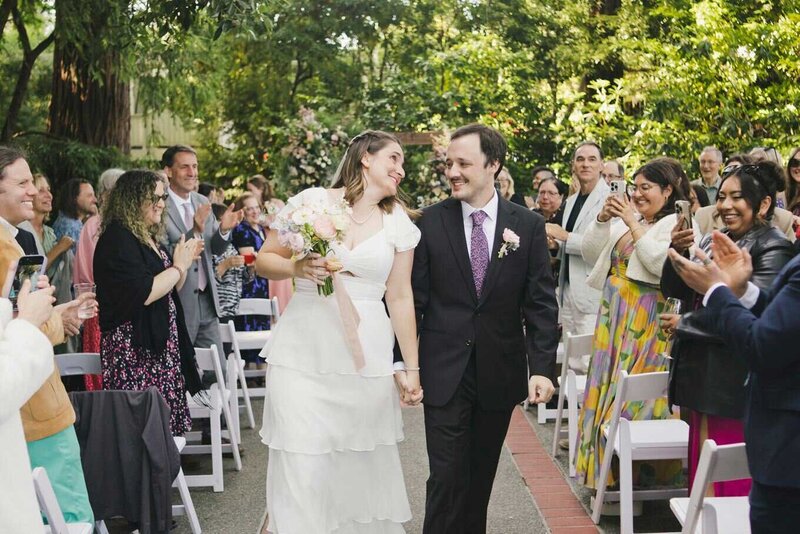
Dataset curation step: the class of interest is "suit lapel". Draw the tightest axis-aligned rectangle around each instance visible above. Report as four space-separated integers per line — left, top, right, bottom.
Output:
167 197 187 233
479 197 518 304
441 198 479 303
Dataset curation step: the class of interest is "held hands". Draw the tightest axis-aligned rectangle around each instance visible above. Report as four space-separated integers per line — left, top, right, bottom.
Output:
670 221 695 255
173 235 204 272
219 203 244 233
17 280 55 328
528 375 555 404
394 370 423 406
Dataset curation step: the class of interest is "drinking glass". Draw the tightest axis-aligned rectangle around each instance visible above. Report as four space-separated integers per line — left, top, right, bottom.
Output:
74 283 97 319
663 297 682 315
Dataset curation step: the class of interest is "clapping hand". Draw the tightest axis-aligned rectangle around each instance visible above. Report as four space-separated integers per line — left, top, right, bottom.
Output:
219 202 244 233
668 231 753 297
545 223 568 242
193 203 212 235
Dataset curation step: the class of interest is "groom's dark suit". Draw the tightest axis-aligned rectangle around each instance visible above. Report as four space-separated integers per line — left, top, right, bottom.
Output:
413 194 559 533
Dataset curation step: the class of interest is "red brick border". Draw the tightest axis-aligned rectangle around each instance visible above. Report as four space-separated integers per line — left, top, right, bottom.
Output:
505 407 599 533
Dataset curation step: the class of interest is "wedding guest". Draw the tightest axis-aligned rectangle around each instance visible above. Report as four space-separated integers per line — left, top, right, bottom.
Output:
535 177 569 281
73 167 124 390
526 165 555 209
95 169 203 435
0 146 94 525
784 147 800 236
52 178 98 252
232 193 270 368
690 184 709 213
662 160 793 496
691 146 724 203
575 157 691 490
497 168 526 206
603 159 624 185
0 280 58 533
18 174 73 275
211 202 246 323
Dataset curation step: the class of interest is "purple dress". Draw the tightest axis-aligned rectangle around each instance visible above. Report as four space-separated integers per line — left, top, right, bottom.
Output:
101 249 192 436
232 221 270 363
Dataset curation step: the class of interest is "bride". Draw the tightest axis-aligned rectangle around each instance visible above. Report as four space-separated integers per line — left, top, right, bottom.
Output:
256 130 423 533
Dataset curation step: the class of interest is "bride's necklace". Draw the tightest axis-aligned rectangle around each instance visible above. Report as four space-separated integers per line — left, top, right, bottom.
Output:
349 205 378 225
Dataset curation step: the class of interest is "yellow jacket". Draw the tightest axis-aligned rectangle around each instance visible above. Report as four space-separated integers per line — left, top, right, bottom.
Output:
0 224 73 442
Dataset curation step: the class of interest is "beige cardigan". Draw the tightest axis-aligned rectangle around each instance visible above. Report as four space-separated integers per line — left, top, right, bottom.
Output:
582 213 699 290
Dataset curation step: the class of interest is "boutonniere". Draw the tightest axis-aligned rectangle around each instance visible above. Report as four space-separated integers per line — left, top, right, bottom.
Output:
498 228 520 258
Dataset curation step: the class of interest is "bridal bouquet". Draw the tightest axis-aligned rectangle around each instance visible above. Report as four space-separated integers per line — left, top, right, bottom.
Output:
273 196 350 296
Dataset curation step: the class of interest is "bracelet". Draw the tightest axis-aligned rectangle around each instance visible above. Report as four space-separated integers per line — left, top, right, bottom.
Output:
171 265 185 277
405 367 420 371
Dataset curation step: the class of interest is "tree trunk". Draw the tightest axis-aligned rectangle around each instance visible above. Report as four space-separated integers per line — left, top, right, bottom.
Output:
47 0 130 153
1 4 54 141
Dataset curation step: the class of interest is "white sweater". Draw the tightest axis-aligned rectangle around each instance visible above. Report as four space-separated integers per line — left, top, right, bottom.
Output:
0 299 55 533
582 213 698 290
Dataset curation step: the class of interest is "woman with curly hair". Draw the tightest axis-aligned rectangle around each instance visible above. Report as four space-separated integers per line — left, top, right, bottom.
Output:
94 170 203 435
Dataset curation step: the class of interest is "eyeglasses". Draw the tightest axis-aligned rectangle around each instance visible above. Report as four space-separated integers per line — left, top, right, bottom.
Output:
626 183 659 195
151 193 169 203
605 173 622 180
537 190 561 198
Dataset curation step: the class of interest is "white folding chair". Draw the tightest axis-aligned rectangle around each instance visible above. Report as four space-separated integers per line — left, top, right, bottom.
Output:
32 467 93 534
535 342 566 422
551 333 592 477
172 437 202 533
55 352 102 376
591 370 689 534
183 345 242 492
235 296 280 398
218 321 256 432
670 440 750 534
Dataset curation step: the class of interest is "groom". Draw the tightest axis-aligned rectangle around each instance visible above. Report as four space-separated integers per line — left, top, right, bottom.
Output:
412 124 559 533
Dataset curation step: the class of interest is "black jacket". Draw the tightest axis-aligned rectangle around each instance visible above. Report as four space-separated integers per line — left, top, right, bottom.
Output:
70 388 181 533
410 196 559 409
661 225 795 418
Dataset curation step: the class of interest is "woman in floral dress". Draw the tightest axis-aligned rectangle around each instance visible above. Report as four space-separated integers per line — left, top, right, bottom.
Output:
575 158 693 490
94 170 204 435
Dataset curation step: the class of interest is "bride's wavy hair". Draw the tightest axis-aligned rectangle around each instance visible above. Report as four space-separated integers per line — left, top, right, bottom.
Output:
331 130 420 219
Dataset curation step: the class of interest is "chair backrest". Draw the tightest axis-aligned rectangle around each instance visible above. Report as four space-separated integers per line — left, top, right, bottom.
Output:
32 467 69 533
56 352 102 376
565 333 592 364
617 370 669 404
194 345 225 387
237 297 280 322
682 440 750 534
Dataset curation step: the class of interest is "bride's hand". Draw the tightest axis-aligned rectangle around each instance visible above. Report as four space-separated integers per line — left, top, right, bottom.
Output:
394 371 410 404
293 253 331 286
405 372 423 406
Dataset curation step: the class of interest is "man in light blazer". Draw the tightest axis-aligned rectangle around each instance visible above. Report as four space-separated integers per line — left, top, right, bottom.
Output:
545 142 610 372
161 145 242 367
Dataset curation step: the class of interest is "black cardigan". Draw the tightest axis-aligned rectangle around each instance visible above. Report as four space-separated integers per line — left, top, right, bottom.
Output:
94 221 202 394
661 225 795 418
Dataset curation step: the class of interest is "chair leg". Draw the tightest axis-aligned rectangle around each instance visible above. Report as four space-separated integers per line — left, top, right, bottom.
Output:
174 468 202 534
568 383 578 478
551 385 567 458
210 409 224 492
237 358 256 428
619 449 634 534
220 390 242 471
95 520 110 534
591 436 616 524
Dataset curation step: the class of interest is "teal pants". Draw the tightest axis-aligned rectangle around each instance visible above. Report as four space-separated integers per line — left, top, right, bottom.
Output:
28 426 94 524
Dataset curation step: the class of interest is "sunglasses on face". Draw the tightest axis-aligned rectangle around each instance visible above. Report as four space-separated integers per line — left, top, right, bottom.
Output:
789 158 800 169
151 193 169 203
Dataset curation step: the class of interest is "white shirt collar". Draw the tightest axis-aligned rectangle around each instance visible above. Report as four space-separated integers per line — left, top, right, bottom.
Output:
0 215 19 237
168 186 192 208
461 190 499 223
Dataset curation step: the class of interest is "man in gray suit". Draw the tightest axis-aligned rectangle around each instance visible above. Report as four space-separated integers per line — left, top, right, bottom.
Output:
161 145 242 367
545 141 609 372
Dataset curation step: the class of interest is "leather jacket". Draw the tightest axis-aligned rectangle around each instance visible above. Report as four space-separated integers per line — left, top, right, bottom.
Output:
661 225 796 419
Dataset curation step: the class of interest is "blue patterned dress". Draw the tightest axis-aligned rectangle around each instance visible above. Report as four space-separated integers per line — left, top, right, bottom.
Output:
232 221 270 363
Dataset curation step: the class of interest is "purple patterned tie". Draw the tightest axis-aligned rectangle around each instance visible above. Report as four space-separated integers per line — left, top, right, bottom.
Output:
470 210 489 296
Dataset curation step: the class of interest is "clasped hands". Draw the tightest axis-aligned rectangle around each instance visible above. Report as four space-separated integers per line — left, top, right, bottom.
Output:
393 370 423 406
668 230 752 297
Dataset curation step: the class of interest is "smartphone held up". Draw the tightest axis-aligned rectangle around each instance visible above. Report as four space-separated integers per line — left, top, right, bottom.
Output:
8 255 47 310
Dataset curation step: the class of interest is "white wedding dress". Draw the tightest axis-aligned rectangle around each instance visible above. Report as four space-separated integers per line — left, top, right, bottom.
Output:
260 188 420 533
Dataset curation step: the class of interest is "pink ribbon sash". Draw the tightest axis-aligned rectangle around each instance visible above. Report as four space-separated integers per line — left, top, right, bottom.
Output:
332 273 365 371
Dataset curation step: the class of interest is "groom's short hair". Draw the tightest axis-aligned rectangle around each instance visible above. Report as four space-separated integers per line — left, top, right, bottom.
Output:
451 124 507 178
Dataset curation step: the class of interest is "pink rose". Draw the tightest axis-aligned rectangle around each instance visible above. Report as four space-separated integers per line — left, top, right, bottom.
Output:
503 228 520 245
313 215 337 240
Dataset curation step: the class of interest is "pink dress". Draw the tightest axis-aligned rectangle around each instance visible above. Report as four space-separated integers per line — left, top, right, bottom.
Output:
74 215 102 390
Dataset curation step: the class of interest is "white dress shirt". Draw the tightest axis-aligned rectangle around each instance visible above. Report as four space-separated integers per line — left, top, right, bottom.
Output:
461 190 499 256
703 281 760 309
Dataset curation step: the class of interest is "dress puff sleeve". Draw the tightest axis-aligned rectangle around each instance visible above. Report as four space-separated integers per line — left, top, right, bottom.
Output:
385 205 421 252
